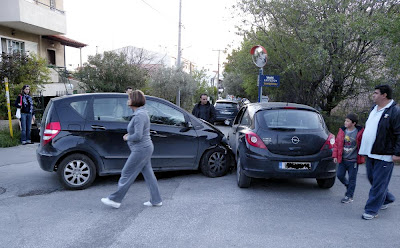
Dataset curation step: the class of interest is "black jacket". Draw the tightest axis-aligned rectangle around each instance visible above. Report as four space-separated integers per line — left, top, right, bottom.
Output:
192 101 216 123
15 94 34 115
371 101 400 156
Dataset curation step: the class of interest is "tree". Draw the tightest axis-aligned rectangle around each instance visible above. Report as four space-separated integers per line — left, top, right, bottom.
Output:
147 66 198 111
228 0 399 113
0 53 49 119
222 72 245 98
74 51 148 93
193 69 218 105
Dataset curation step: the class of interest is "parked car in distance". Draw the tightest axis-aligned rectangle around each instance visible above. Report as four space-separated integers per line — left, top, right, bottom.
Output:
214 100 239 125
227 102 336 188
36 93 233 190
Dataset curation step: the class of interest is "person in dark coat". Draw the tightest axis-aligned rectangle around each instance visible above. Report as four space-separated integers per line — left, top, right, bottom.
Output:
359 84 400 220
192 94 216 123
15 85 35 145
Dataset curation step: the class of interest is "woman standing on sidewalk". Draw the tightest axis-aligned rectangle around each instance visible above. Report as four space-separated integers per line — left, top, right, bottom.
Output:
15 85 35 145
101 90 162 209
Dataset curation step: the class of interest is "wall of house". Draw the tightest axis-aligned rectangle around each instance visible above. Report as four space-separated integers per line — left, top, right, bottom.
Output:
0 25 65 68
0 26 39 55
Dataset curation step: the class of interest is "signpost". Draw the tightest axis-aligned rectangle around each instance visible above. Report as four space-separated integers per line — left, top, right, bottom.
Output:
3 77 14 137
250 45 280 102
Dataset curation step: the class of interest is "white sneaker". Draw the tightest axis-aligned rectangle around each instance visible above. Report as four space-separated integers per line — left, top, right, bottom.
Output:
143 201 162 207
101 198 121 209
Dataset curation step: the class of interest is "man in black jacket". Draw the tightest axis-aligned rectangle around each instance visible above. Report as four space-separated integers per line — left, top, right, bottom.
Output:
192 94 216 123
359 84 400 220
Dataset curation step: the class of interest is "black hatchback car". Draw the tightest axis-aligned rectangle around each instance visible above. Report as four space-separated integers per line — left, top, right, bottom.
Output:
37 93 233 189
227 102 336 188
214 100 239 124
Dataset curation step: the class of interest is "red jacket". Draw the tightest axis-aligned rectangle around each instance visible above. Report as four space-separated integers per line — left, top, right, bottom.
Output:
332 125 365 164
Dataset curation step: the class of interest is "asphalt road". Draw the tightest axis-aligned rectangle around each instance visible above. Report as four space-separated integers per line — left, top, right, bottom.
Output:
0 125 400 248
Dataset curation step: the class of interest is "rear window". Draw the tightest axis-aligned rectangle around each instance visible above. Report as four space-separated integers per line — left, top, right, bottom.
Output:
215 102 238 108
258 109 324 130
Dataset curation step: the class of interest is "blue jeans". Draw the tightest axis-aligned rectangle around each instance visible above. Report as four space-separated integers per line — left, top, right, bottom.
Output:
364 157 396 215
20 113 33 142
337 160 358 198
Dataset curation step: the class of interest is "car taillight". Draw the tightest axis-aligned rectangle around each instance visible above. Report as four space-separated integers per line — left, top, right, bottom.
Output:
42 122 61 146
245 131 267 149
321 133 335 150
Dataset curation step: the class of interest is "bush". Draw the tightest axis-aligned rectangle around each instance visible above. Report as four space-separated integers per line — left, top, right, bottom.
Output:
0 124 21 147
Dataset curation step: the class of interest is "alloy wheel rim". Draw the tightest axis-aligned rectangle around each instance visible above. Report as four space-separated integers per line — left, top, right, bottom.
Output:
63 160 90 186
208 151 226 172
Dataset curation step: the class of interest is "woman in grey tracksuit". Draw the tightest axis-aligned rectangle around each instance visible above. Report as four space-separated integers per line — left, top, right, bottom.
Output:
101 90 162 208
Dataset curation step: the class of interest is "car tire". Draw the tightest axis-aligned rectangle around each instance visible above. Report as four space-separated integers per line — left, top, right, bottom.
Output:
57 154 97 190
316 177 335 189
200 147 230 178
236 155 251 188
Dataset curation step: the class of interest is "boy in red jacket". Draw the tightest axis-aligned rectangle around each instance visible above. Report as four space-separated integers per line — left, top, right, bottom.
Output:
332 113 365 203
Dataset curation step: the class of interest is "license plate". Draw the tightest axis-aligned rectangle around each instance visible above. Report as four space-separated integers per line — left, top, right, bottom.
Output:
279 162 311 170
221 111 233 114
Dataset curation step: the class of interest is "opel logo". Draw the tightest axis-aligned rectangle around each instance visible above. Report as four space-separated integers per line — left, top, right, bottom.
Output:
291 136 300 144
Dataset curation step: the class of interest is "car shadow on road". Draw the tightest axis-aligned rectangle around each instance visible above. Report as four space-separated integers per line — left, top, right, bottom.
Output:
91 170 201 187
250 178 326 191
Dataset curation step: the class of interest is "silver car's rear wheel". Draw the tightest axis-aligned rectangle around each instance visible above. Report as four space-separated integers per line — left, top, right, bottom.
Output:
58 154 96 190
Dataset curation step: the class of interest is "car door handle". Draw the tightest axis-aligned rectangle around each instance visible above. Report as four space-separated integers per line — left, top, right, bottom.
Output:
150 130 158 135
91 125 106 130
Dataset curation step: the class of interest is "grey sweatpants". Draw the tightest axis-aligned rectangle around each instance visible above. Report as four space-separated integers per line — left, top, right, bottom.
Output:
108 143 162 204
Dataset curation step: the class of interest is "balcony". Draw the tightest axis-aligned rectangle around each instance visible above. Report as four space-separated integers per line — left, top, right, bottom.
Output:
0 0 66 35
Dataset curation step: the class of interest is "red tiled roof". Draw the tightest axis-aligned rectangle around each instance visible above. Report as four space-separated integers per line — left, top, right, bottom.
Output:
42 35 87 48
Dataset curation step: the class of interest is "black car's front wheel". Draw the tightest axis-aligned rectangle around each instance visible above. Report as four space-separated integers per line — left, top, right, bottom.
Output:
236 155 251 188
316 177 335 189
57 154 97 190
200 147 230 177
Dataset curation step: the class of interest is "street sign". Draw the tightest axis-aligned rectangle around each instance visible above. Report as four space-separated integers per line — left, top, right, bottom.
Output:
259 75 280 87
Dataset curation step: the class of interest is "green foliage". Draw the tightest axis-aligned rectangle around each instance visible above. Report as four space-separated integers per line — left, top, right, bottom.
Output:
147 67 198 112
227 0 399 114
74 51 148 93
0 124 21 148
0 53 50 119
193 69 218 105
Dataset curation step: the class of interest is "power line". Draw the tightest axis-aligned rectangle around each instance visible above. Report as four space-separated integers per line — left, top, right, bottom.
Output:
140 0 162 15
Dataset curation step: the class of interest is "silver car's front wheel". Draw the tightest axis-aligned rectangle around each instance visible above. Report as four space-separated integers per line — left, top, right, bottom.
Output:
58 154 96 190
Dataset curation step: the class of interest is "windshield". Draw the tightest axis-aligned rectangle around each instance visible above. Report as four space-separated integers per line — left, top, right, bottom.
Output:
257 109 324 130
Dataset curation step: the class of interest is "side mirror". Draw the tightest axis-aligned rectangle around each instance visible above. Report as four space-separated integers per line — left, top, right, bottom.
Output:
224 119 233 126
180 121 193 132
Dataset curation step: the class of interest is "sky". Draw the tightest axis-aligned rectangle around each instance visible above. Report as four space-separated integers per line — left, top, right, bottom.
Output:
63 0 242 76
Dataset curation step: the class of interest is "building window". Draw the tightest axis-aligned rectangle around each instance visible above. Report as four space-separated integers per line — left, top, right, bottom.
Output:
47 49 56 65
1 38 25 54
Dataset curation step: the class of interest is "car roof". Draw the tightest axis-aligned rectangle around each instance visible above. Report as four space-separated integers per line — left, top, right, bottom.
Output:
50 93 168 103
247 102 318 113
215 100 238 104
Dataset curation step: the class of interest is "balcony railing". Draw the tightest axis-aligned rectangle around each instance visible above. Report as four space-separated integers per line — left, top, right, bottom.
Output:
28 0 65 14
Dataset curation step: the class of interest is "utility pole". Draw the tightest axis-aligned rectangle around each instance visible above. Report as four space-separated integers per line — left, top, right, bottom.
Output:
212 49 222 89
176 0 182 107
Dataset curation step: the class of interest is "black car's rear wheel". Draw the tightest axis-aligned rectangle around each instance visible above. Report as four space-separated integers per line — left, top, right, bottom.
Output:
200 148 229 177
236 155 251 188
316 177 335 189
58 154 96 190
